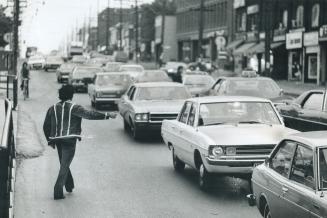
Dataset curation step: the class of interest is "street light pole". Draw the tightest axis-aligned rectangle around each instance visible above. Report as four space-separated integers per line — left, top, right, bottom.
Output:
135 0 139 63
198 0 205 59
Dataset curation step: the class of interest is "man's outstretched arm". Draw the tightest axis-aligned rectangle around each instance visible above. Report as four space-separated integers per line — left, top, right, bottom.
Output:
72 105 117 120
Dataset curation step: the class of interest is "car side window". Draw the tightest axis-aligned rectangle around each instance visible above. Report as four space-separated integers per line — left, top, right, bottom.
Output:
213 80 222 92
126 86 134 97
270 140 296 178
290 145 314 189
129 88 136 101
217 80 227 95
179 102 192 124
187 104 197 126
302 93 324 110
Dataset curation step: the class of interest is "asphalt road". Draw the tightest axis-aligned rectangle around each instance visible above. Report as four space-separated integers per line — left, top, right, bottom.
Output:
14 69 261 218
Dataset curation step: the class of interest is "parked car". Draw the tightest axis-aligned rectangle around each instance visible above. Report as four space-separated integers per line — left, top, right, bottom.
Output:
161 62 187 78
104 62 122 72
135 70 171 83
277 89 327 132
113 51 128 63
118 82 191 139
27 55 45 70
210 76 292 105
88 72 132 109
71 55 87 64
44 56 63 71
161 96 297 190
56 63 76 83
68 66 102 92
183 75 215 97
248 131 327 218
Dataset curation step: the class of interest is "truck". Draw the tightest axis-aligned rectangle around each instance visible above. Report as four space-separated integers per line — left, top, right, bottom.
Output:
68 41 83 58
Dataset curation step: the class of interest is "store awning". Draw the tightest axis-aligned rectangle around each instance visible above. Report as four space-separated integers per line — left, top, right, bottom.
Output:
233 42 257 55
247 42 265 54
226 39 244 50
271 42 285 49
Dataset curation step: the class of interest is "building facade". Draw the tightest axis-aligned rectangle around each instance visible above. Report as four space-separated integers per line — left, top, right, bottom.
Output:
175 0 233 66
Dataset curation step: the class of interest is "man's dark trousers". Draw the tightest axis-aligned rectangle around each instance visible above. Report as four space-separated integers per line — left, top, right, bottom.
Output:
54 138 76 198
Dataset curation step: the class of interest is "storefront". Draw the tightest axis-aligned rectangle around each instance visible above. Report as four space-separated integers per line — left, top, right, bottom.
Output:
319 25 327 84
303 31 320 84
286 30 304 81
271 29 287 80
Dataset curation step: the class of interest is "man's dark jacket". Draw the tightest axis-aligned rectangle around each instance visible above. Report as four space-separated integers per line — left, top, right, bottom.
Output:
43 100 107 145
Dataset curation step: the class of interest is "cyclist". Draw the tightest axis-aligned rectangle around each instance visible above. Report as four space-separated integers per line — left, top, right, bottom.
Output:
20 62 30 97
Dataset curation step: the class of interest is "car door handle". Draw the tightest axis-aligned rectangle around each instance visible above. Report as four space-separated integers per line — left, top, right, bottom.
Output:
313 204 320 210
282 187 288 193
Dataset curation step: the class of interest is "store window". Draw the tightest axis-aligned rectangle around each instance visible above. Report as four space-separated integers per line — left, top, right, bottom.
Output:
296 6 304 27
311 4 320 28
236 10 246 32
247 13 258 31
308 55 318 80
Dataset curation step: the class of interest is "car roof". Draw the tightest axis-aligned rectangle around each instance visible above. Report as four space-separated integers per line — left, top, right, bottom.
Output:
97 72 129 76
285 131 327 148
133 82 185 88
120 64 143 68
217 76 274 81
188 96 272 104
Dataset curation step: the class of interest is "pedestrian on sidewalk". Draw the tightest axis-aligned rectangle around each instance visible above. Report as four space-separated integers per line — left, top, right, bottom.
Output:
43 84 117 200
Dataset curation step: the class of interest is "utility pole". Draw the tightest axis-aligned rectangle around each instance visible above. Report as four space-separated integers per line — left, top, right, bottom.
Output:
160 0 167 61
198 0 205 59
106 0 110 52
119 0 123 50
135 0 139 63
12 0 20 108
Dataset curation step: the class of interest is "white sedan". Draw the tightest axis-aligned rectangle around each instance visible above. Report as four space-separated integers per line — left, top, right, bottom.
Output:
161 96 298 190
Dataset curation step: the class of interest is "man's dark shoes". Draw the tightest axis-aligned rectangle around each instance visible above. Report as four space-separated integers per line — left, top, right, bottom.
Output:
65 187 73 193
54 195 65 200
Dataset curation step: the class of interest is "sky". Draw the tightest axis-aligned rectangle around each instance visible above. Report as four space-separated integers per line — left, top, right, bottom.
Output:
19 0 154 54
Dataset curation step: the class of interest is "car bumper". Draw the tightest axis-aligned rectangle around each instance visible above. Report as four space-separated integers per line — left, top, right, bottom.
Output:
204 157 266 175
134 122 162 131
95 97 120 104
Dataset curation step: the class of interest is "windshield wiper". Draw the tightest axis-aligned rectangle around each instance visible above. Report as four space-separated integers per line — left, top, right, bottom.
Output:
238 121 272 126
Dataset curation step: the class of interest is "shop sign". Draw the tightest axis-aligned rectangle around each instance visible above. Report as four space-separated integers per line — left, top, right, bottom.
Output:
286 32 303 50
319 25 327 41
234 0 245 9
247 5 259 15
304 32 319 47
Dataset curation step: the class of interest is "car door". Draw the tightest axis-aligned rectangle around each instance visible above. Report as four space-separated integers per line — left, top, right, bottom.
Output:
216 80 227 96
178 103 198 166
209 79 223 95
281 144 315 218
297 92 325 131
173 101 192 162
265 140 297 218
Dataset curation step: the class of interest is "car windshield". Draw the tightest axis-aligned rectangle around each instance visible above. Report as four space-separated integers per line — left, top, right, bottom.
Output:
73 68 100 78
319 148 327 190
120 65 144 72
226 79 281 99
96 74 131 87
72 56 86 62
138 71 170 82
105 63 121 72
184 76 214 88
136 86 190 101
60 64 75 72
198 102 281 126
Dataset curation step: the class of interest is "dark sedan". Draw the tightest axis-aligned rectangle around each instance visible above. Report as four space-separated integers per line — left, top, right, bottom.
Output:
277 89 327 132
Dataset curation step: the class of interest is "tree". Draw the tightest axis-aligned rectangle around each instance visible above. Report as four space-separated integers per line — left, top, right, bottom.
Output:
0 6 12 47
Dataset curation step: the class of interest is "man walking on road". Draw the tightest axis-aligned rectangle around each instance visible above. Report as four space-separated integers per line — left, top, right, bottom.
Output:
43 84 117 200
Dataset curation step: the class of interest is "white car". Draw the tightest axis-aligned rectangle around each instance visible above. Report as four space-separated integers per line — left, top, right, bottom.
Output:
28 55 45 70
161 96 298 190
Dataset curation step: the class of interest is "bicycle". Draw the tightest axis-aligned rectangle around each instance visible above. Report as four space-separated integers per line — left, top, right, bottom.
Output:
22 78 29 100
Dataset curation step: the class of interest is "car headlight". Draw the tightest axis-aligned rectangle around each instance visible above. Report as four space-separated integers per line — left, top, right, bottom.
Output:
168 69 174 73
209 146 224 159
135 113 149 122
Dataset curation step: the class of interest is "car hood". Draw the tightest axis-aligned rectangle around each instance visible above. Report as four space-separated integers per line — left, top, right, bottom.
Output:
187 86 210 95
95 86 127 93
133 100 184 113
198 125 298 145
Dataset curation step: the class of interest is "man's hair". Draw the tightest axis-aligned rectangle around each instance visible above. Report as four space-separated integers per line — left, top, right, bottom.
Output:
59 85 74 101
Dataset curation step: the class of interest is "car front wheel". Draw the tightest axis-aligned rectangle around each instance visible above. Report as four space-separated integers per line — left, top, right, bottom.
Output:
199 163 211 191
172 148 185 172
263 202 272 218
123 119 129 132
130 122 141 140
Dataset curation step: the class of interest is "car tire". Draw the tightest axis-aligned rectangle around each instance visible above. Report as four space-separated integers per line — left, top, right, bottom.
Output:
263 202 272 218
172 148 185 172
130 122 141 140
199 163 211 191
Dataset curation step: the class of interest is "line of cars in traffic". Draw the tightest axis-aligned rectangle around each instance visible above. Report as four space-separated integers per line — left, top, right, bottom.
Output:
46 54 327 217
